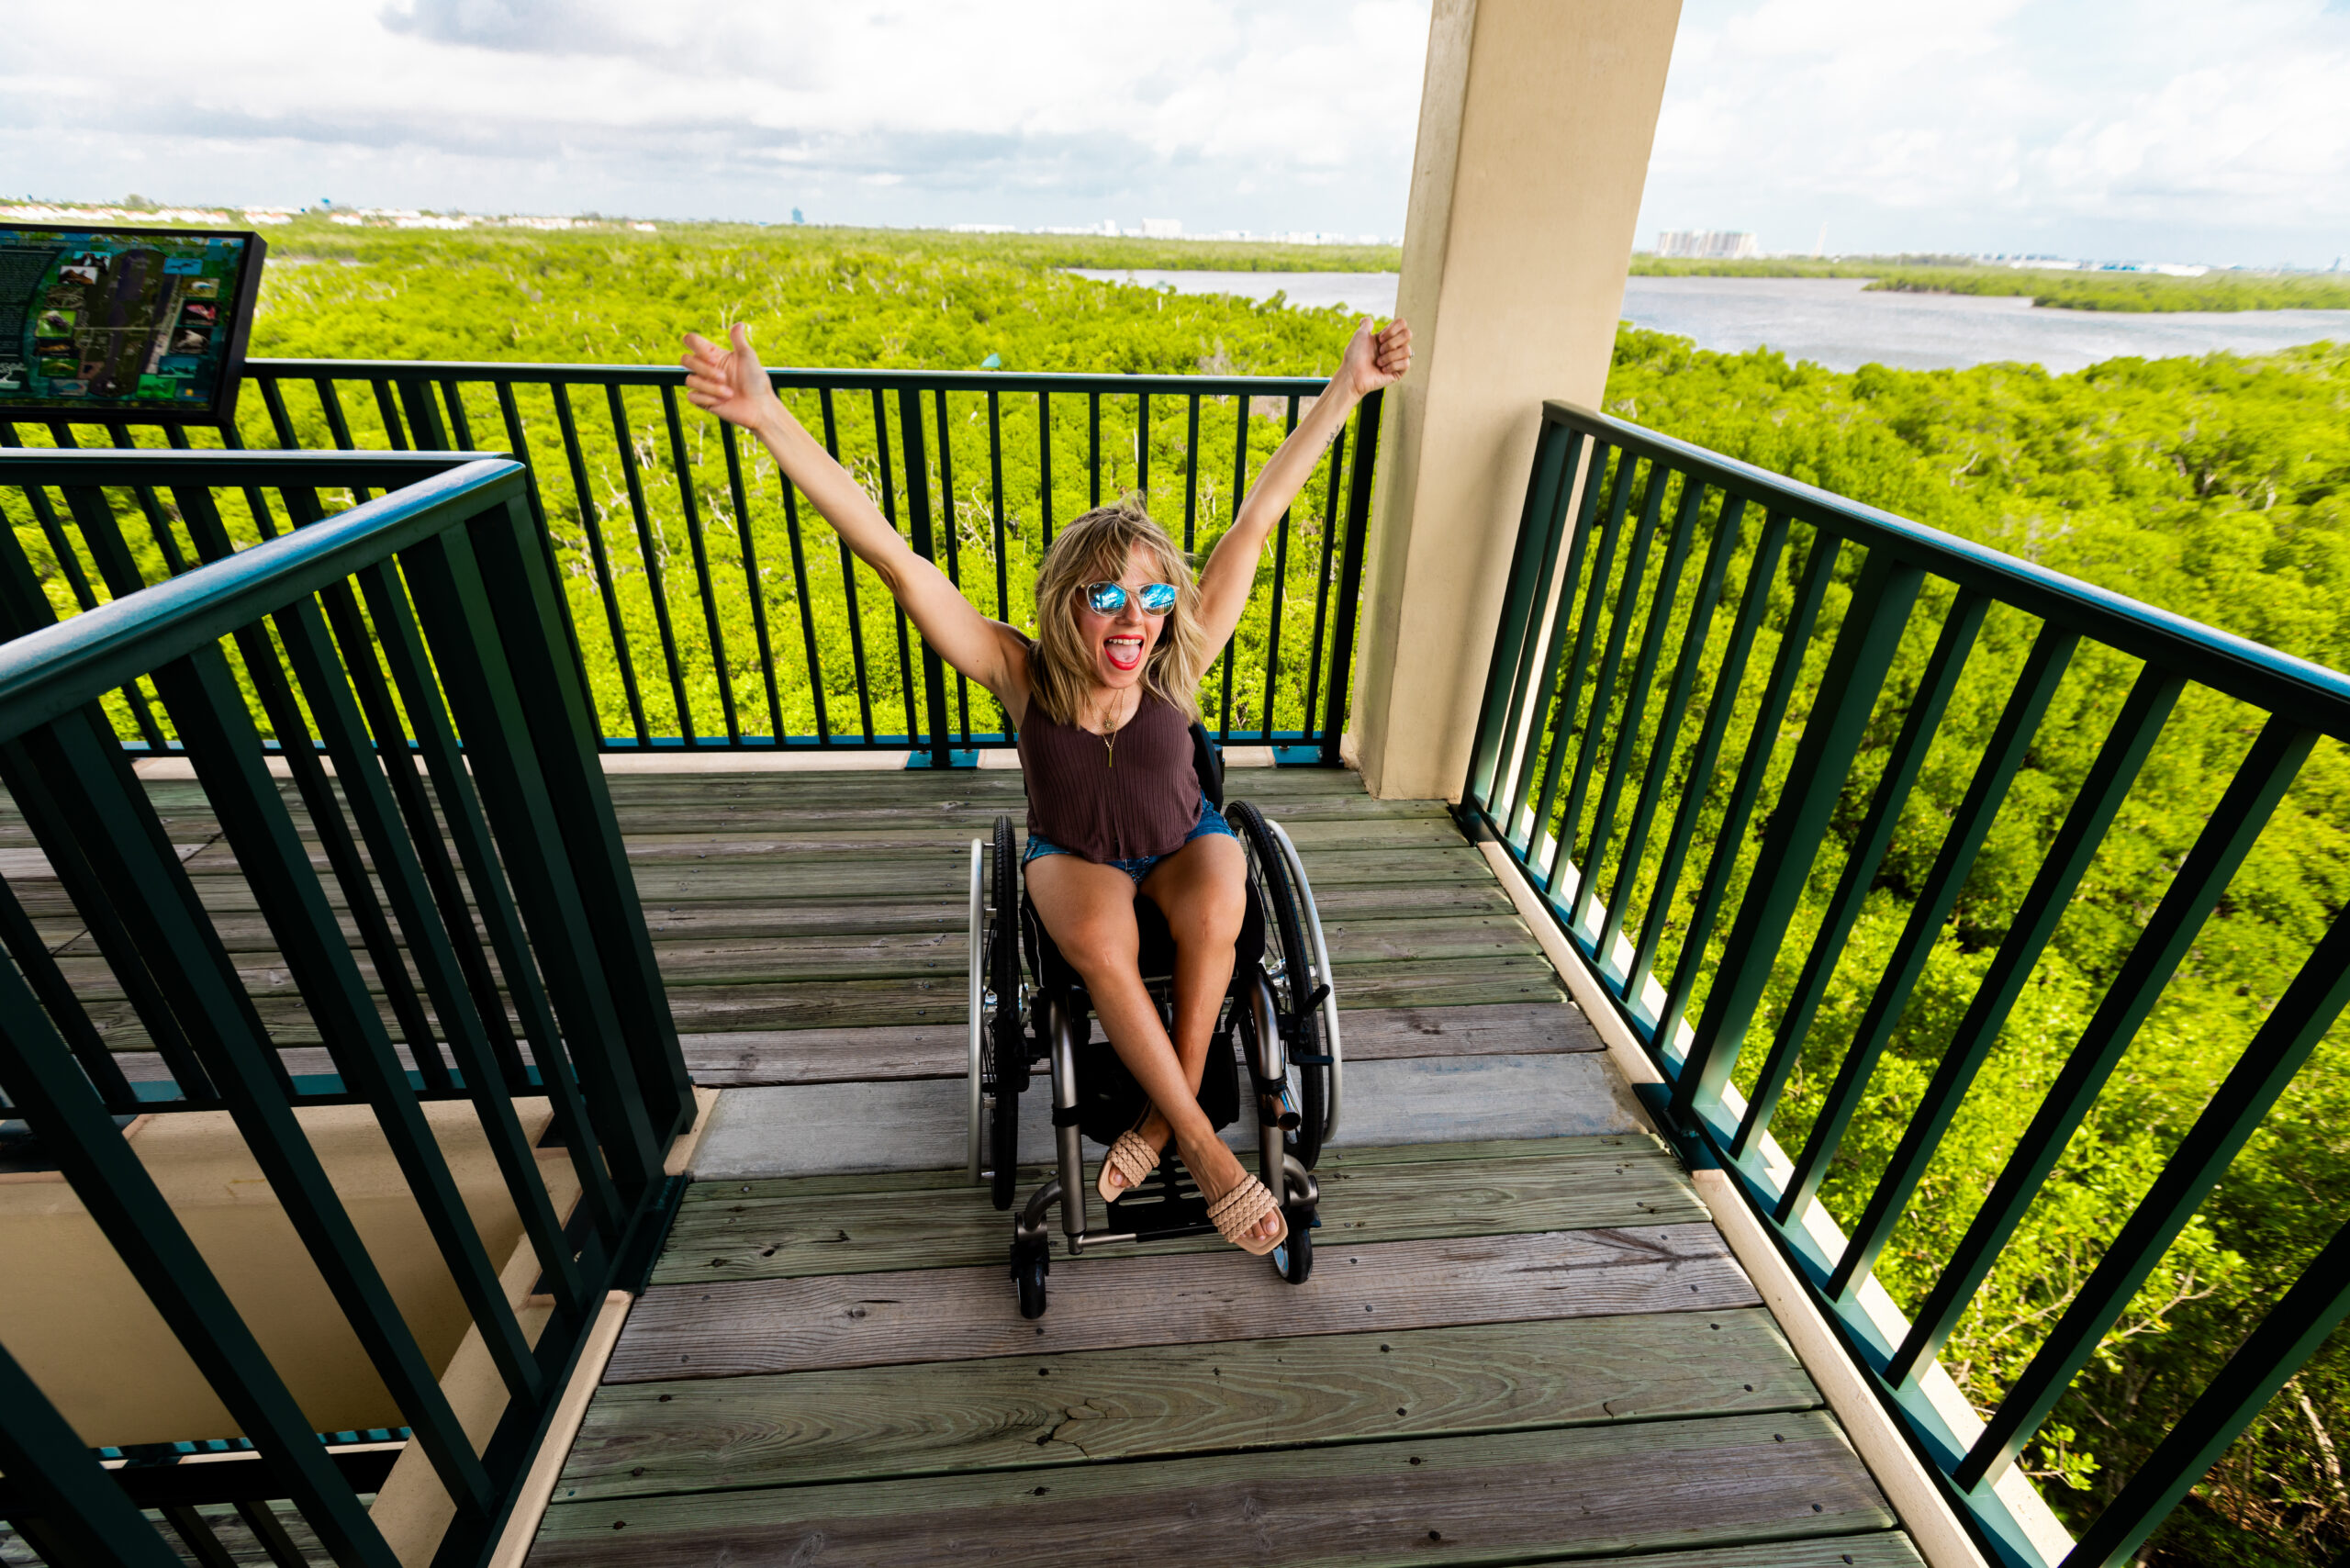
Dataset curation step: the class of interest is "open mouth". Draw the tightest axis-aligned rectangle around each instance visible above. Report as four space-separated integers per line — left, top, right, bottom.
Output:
1102 634 1145 673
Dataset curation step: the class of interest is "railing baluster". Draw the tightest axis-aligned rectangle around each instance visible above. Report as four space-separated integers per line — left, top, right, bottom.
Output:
868 387 919 743
314 376 360 450
10 709 497 1518
1975 898 2350 1502
1552 458 1672 901
897 386 953 767
663 384 737 745
1647 522 1830 1047
1897 714 2317 1394
1472 432 1593 823
1038 390 1054 546
0 980 397 1568
1672 547 1926 1119
356 552 623 1239
166 633 548 1399
722 421 788 742
1220 400 1249 742
1088 390 1102 509
1831 666 2185 1301
775 446 831 745
1182 394 1201 552
935 386 970 744
1578 472 1709 937
2063 1143 2350 1568
1733 588 1992 1153
819 389 876 744
0 871 136 1105
1520 448 1634 865
605 384 695 744
495 382 597 732
1774 622 2077 1209
399 527 668 1199
13 474 173 751
1302 420 1348 750
1259 395 1299 740
0 1337 191 1567
986 387 1009 739
1136 391 1150 502
552 384 650 746
1319 389 1380 766
1599 493 1744 962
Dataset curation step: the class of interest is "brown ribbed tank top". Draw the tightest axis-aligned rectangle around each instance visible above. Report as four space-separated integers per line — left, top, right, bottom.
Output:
1016 691 1202 862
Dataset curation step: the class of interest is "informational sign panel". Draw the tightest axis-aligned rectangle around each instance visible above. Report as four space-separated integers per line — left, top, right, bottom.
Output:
0 224 267 425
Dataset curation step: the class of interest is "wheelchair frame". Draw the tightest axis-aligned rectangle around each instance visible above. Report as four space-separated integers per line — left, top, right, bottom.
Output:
965 745 1342 1318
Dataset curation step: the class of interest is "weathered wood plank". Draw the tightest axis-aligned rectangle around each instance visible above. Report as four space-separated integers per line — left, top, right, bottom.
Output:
530 1410 1887 1567
78 956 1570 1047
675 1002 1600 1086
560 1311 1818 1500
655 1143 1706 1284
607 1225 1757 1382
672 1136 1648 1208
1561 1540 1924 1568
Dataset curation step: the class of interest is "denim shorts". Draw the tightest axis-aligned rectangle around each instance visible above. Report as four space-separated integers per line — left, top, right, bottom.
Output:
1022 800 1237 885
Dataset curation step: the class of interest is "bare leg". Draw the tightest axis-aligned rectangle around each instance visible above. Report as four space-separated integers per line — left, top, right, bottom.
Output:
1121 834 1246 1179
1025 846 1277 1243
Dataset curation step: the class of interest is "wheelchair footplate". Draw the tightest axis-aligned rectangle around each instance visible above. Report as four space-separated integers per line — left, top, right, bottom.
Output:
1102 1156 1218 1244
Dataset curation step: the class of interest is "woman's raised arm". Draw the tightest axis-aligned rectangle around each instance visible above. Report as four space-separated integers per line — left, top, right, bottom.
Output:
1192 317 1410 655
681 325 1027 708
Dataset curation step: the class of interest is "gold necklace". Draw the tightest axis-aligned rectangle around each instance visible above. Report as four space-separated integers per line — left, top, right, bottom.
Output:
1094 691 1133 768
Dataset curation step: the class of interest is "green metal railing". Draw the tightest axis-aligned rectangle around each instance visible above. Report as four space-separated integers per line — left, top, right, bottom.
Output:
1461 400 2350 1568
7 362 1381 766
0 448 694 1567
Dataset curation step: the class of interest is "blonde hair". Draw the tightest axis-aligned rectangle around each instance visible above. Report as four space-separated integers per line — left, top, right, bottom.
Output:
1026 500 1207 728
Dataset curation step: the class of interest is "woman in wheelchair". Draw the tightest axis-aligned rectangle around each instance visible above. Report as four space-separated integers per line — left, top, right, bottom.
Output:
682 314 1410 1255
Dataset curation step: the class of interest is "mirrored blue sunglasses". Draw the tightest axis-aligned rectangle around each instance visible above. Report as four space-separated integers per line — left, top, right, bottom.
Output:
1085 581 1179 615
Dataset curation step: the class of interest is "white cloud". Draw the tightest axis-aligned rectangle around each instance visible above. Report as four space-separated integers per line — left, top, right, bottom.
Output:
1642 0 2350 264
0 0 1428 233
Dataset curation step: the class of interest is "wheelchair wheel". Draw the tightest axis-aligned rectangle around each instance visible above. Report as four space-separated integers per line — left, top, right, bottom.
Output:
983 814 1024 1211
1012 1240 1049 1319
1227 800 1328 1169
1274 1221 1313 1284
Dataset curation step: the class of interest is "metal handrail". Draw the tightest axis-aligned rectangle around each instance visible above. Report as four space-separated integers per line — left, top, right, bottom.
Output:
118 357 1384 766
1461 399 2350 1568
0 444 694 1568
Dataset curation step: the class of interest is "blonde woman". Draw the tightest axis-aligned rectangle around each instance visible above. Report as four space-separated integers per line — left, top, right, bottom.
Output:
681 317 1411 1253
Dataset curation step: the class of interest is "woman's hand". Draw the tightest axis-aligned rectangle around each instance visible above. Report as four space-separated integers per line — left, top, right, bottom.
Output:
681 324 783 433
1338 316 1412 399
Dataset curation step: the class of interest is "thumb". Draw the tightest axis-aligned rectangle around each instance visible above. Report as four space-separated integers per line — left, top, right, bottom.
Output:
730 322 752 353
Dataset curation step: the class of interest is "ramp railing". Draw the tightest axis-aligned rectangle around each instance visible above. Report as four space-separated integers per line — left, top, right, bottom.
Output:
0 447 694 1567
1460 399 2350 1568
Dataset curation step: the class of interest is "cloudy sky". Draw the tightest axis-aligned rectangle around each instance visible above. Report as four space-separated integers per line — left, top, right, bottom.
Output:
3 0 2344 265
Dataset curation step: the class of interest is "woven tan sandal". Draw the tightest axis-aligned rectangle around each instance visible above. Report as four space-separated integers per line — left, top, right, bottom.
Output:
1205 1173 1289 1257
1095 1125 1160 1205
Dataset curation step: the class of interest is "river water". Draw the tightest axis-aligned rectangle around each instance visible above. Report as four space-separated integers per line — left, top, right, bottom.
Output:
1064 269 2350 375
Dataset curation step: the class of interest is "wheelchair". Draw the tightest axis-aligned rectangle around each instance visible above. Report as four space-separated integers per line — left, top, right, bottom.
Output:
966 724 1343 1318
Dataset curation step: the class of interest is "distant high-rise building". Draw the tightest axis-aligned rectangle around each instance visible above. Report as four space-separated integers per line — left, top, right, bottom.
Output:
1655 230 1761 260
1140 218 1182 238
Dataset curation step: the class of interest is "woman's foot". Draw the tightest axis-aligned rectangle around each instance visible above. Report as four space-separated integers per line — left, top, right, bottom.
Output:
1100 1106 1170 1198
1175 1129 1285 1249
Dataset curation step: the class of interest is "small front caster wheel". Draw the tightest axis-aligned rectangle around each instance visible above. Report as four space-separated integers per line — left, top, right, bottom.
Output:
1013 1245 1050 1319
1274 1213 1314 1284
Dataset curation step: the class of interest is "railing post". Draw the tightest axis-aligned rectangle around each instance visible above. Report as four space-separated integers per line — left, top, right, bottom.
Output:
1319 387 1381 766
898 386 957 767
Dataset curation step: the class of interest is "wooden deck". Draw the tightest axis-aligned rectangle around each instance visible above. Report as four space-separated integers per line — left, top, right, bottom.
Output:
6 762 1922 1562
543 766 1919 1566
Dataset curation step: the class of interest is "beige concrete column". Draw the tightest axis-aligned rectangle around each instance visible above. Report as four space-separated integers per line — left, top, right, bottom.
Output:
1351 0 1684 801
